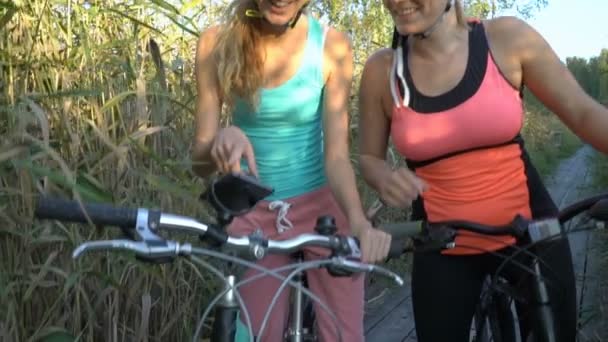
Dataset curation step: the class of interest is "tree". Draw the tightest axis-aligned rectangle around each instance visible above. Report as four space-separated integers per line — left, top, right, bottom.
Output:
598 49 608 102
567 57 593 95
464 0 548 19
565 49 608 104
587 57 601 99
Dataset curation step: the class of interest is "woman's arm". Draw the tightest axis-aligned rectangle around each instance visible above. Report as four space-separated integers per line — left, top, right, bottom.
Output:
358 49 393 192
500 17 608 153
358 49 426 209
321 28 367 227
192 27 222 178
321 28 390 263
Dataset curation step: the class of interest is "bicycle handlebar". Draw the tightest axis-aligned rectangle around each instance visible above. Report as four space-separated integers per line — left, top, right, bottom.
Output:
376 193 608 254
34 197 421 258
34 197 356 257
34 196 405 285
34 192 608 269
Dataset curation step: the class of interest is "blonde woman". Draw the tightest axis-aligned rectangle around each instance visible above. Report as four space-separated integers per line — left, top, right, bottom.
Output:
359 0 608 341
192 1 392 340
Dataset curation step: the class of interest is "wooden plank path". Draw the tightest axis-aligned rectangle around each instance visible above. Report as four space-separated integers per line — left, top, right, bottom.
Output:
364 281 416 341
363 145 605 341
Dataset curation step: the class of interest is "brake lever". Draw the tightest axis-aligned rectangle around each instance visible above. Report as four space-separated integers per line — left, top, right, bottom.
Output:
72 240 192 261
325 236 362 277
330 257 404 286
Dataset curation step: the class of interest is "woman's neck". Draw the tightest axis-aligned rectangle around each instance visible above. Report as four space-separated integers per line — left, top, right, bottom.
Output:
257 14 307 45
409 13 468 62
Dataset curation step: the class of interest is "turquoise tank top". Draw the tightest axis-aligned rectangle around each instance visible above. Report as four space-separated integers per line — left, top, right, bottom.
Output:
232 16 327 200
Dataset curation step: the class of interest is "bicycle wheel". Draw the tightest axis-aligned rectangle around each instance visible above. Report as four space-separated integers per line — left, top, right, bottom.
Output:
472 277 520 342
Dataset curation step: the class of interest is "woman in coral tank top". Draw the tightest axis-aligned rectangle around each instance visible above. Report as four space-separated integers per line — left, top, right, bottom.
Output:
358 0 608 341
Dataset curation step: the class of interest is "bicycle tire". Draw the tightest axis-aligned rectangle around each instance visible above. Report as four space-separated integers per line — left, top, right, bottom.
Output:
473 277 520 342
301 296 318 341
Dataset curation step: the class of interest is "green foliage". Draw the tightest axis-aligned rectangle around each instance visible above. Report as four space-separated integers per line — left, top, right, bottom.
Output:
566 49 608 103
309 1 394 74
521 111 582 177
464 0 548 18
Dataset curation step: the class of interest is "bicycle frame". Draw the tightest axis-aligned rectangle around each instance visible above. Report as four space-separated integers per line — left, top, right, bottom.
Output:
211 253 314 342
470 200 608 342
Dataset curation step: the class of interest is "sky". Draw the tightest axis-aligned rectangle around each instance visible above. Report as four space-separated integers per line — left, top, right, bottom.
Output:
506 0 608 61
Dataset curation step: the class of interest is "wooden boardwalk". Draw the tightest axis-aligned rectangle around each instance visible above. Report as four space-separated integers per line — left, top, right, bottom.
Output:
364 281 417 341
362 145 605 341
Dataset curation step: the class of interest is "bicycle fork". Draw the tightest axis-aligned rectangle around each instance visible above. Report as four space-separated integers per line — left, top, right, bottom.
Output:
531 259 557 342
284 253 316 342
285 271 306 342
211 275 241 342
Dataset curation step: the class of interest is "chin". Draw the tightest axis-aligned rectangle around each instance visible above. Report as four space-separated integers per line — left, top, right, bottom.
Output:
395 23 424 36
263 15 293 27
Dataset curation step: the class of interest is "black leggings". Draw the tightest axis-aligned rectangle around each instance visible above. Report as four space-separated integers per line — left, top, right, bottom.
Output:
411 238 577 342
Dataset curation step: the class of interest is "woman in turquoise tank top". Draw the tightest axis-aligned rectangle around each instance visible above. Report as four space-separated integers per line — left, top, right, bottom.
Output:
192 1 392 341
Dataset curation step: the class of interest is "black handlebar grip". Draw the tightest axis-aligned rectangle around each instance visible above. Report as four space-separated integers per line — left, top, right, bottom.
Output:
352 235 410 259
589 199 608 222
378 221 423 258
376 221 424 239
387 238 410 258
361 221 423 259
35 196 138 228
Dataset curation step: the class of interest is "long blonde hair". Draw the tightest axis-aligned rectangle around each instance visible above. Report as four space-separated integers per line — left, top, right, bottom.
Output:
213 0 264 111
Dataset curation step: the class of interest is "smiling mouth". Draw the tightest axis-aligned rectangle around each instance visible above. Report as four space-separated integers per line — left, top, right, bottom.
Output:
269 0 294 8
395 7 418 16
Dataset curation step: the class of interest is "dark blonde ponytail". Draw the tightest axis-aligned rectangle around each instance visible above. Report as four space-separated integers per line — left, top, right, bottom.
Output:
213 0 264 111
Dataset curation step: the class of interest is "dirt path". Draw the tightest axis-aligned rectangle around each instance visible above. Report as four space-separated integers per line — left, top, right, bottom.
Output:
364 145 606 341
544 145 606 341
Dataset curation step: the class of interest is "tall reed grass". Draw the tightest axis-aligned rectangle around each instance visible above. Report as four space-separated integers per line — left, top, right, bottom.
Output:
1 1 223 340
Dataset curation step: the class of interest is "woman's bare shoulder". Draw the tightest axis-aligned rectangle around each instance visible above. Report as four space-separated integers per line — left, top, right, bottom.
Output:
361 48 394 90
197 25 222 55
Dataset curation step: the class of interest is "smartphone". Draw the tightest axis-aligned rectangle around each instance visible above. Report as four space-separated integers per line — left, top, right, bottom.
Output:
207 172 274 214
